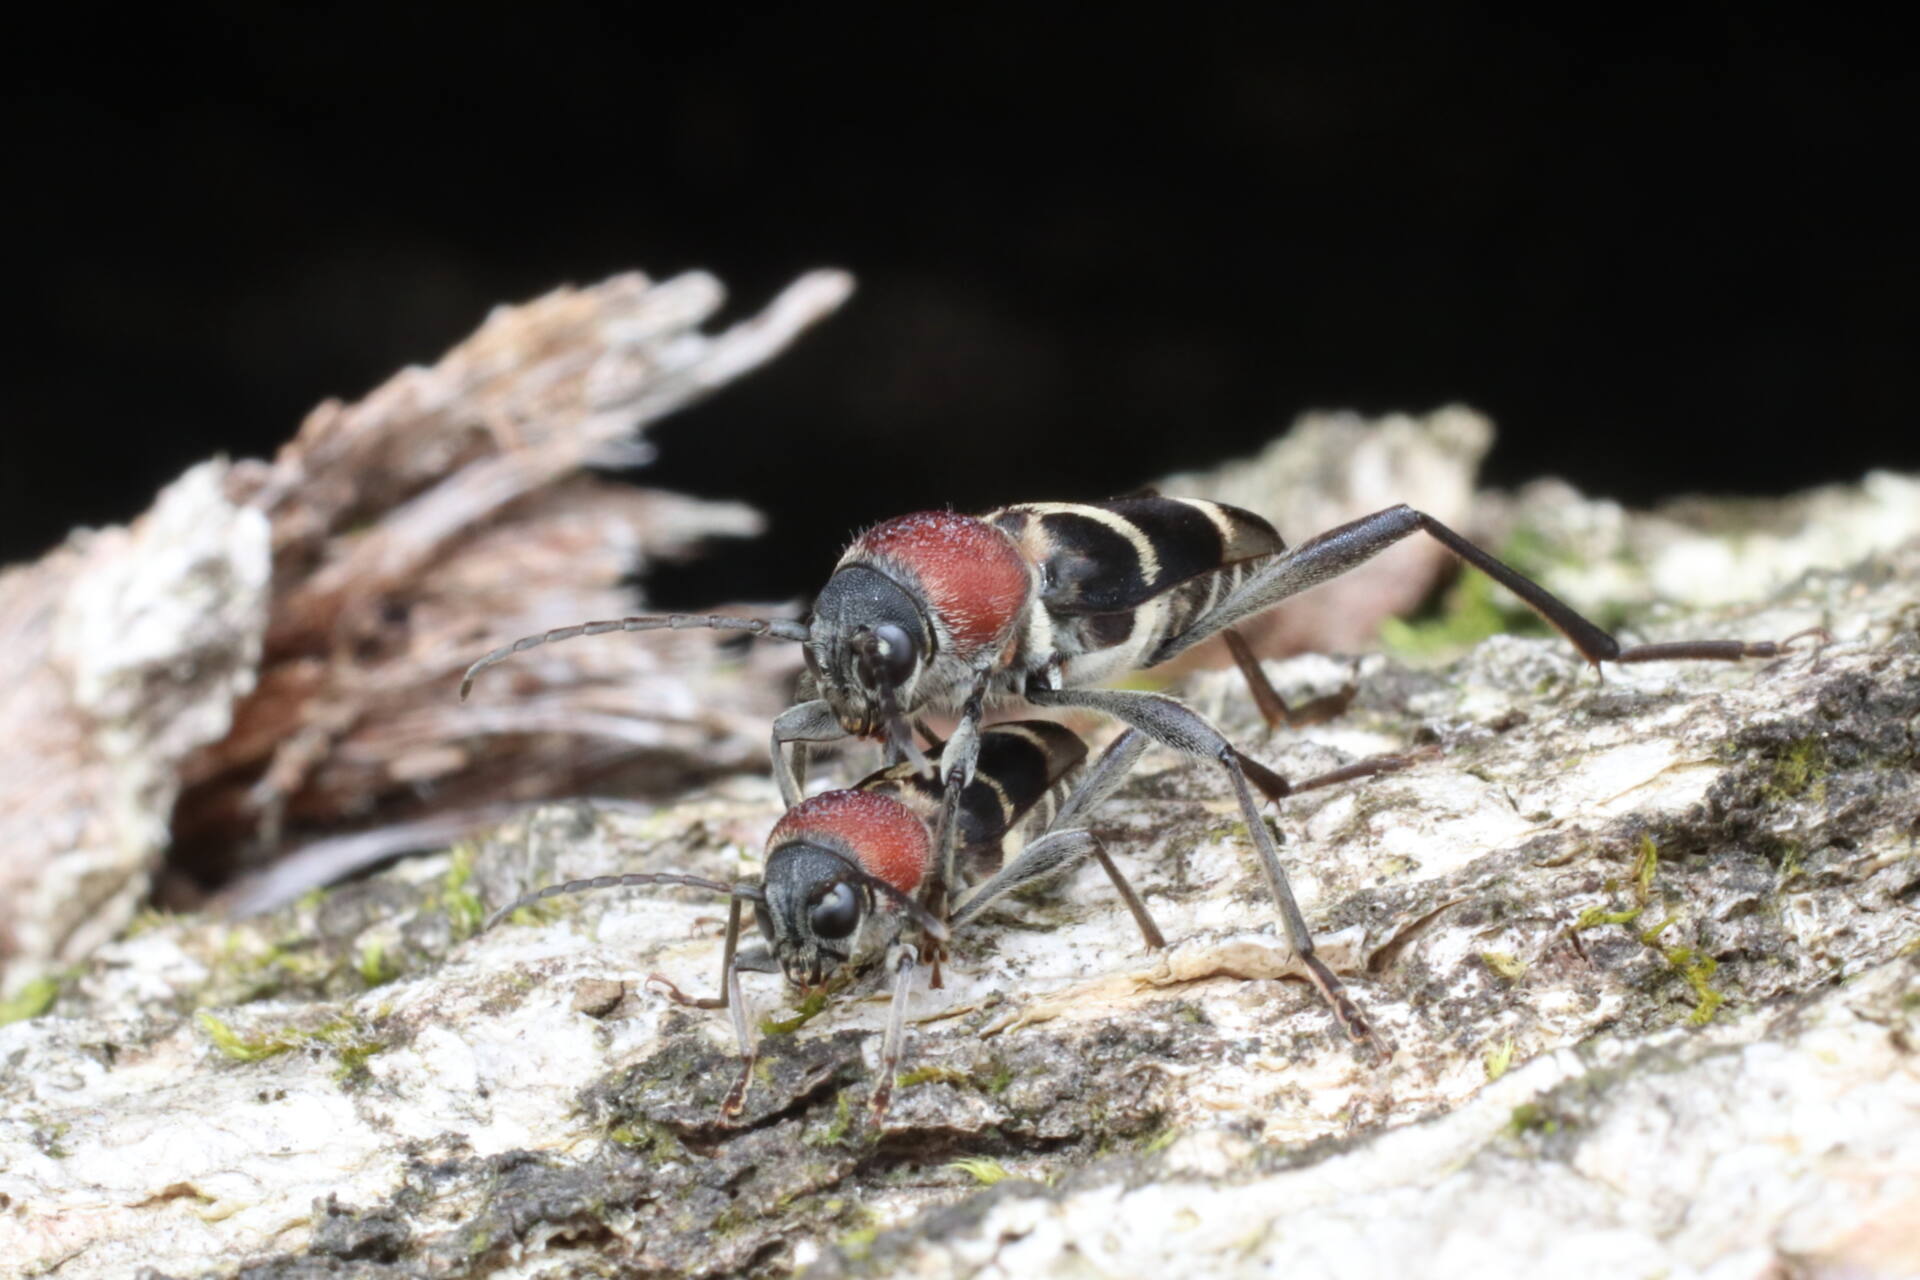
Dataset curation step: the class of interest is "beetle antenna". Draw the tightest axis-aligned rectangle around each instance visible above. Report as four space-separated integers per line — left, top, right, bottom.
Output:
460 613 809 699
481 872 764 933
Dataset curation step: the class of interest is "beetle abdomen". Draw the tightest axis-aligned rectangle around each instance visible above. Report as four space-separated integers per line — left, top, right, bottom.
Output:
959 720 1087 850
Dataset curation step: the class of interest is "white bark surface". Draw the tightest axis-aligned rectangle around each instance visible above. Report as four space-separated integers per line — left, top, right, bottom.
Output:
2 463 1915 1279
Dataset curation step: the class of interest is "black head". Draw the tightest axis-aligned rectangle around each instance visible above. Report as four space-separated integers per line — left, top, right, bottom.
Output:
805 564 934 744
757 840 876 989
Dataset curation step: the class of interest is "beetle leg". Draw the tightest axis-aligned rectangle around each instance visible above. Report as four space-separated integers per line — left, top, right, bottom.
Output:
867 942 920 1122
1156 505 1815 675
771 697 848 808
1027 684 1374 1049
1222 628 1358 730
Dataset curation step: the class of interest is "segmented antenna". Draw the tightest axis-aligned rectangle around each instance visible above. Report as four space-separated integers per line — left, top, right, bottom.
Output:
459 613 810 699
481 871 764 933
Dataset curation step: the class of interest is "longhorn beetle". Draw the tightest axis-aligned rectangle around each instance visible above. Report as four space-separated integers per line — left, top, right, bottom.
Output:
485 719 1395 1119
463 495 1820 1043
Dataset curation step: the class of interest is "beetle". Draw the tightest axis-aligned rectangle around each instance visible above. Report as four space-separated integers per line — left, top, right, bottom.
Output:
484 720 1186 1118
463 494 1819 1043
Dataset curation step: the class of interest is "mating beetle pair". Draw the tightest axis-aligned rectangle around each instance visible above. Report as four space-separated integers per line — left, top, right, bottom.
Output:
468 493 1813 1108
486 720 1165 1117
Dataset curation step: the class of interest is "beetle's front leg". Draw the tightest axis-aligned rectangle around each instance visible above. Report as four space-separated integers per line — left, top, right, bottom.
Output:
921 677 991 986
867 941 920 1122
770 697 850 808
646 894 746 1011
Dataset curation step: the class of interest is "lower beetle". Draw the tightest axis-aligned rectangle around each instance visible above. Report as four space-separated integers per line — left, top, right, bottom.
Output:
483 718 1398 1118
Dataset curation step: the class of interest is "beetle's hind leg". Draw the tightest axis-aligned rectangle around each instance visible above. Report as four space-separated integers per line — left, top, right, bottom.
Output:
1233 745 1429 807
1223 628 1358 731
1155 505 1824 678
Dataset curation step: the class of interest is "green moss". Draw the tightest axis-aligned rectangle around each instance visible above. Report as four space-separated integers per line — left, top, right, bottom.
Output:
1638 914 1678 945
0 976 59 1026
355 940 397 987
29 1116 73 1159
1574 886 1727 1024
197 1010 388 1079
759 989 830 1036
945 1157 1013 1186
45 1127 72 1158
896 1064 969 1089
979 1058 1015 1095
1632 836 1660 905
1506 1102 1560 1137
1480 951 1527 980
1571 844 1728 1025
608 1120 682 1160
838 1225 880 1259
1380 536 1568 660
1381 572 1512 658
198 1010 303 1062
1141 1126 1181 1155
442 845 485 940
1661 946 1724 1025
203 928 342 1004
1765 736 1829 805
122 906 179 939
802 1090 854 1147
504 897 567 928
1483 1037 1516 1081
324 1021 389 1086
1573 905 1644 931
1777 841 1805 880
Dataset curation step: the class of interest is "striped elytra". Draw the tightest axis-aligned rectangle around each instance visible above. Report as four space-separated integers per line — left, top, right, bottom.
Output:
988 497 1283 617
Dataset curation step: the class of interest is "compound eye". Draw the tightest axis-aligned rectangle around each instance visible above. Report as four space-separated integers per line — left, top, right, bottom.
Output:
807 881 861 940
869 623 917 687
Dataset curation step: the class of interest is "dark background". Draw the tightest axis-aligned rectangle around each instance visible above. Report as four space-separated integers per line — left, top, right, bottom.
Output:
8 6 1912 601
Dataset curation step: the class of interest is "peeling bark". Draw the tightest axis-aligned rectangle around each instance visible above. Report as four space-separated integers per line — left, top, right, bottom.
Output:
2 467 1915 1279
0 269 851 990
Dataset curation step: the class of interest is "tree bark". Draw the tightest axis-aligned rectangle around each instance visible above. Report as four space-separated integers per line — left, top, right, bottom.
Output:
3 452 1915 1279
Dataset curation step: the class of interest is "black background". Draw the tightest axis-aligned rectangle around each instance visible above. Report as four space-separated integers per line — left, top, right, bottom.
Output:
8 6 1912 601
